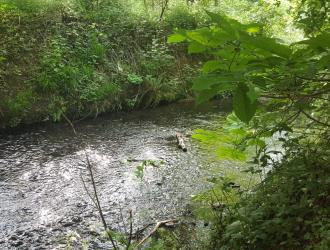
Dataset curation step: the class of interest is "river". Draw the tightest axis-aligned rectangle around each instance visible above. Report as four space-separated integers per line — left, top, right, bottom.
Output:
0 101 234 249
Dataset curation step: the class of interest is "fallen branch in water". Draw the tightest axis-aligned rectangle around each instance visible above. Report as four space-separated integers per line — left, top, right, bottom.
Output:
136 219 178 248
176 133 187 152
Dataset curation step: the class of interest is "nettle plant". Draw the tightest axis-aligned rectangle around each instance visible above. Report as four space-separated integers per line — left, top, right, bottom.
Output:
168 11 330 164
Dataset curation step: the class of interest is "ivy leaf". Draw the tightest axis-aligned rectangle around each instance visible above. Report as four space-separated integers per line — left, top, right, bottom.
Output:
233 83 258 123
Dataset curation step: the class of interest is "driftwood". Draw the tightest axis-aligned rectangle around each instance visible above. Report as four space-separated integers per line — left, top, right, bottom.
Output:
176 133 187 152
136 219 178 248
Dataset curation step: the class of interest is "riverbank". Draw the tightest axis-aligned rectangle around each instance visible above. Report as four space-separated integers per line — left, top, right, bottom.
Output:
0 1 203 129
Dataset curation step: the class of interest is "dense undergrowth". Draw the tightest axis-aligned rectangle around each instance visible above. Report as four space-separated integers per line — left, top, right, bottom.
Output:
0 0 202 128
213 135 330 249
0 0 302 129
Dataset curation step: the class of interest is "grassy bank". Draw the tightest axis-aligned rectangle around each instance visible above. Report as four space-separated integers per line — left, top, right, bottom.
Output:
0 0 203 128
0 0 301 129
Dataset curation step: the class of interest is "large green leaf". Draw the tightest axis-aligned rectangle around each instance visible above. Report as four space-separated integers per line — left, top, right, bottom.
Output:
186 28 212 45
167 33 186 43
297 31 330 49
233 83 258 123
188 41 207 54
195 83 234 104
240 33 292 59
205 11 239 39
202 60 225 73
192 74 243 91
215 146 246 161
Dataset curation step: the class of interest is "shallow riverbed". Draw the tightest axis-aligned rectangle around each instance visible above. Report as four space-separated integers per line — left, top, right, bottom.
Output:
0 101 235 249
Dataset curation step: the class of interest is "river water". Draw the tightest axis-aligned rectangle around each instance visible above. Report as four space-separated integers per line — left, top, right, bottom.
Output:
0 101 233 249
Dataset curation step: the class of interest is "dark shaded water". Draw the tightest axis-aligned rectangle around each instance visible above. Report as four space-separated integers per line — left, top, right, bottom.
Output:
0 101 232 249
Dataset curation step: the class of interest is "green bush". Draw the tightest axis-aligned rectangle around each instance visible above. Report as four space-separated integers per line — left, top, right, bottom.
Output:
207 135 330 250
165 5 199 29
0 0 198 127
5 89 35 126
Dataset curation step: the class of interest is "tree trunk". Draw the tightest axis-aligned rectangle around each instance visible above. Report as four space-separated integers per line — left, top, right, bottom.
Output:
159 0 169 21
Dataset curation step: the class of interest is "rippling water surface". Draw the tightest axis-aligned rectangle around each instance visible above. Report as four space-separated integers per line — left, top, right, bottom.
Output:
0 101 232 249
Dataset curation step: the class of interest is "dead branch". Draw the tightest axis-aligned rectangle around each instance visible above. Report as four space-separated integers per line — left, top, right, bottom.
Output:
176 133 187 152
127 209 133 250
136 219 178 248
301 110 330 128
60 109 77 135
85 153 118 250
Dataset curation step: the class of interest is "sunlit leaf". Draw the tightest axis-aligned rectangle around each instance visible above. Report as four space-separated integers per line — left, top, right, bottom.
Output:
215 146 246 161
240 32 292 58
167 33 186 43
246 26 260 33
233 83 258 123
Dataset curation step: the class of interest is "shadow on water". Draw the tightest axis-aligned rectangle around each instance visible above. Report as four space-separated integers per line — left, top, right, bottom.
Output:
0 100 233 249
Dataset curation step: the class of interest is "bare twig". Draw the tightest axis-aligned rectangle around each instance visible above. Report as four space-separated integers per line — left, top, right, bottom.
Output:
132 223 154 241
126 209 133 250
85 153 118 250
61 109 77 135
119 205 128 234
80 173 98 208
285 111 301 125
228 47 240 71
63 107 118 249
296 76 330 82
301 110 330 128
260 94 289 99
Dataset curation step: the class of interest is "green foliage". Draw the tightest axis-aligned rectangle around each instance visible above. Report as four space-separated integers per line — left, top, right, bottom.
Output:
5 89 36 126
207 136 330 250
35 26 121 120
233 83 258 123
127 73 143 85
165 4 198 29
0 0 61 14
134 159 164 180
294 0 330 34
165 7 330 250
0 0 196 127
144 228 181 250
7 90 34 115
135 162 146 180
170 11 330 126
